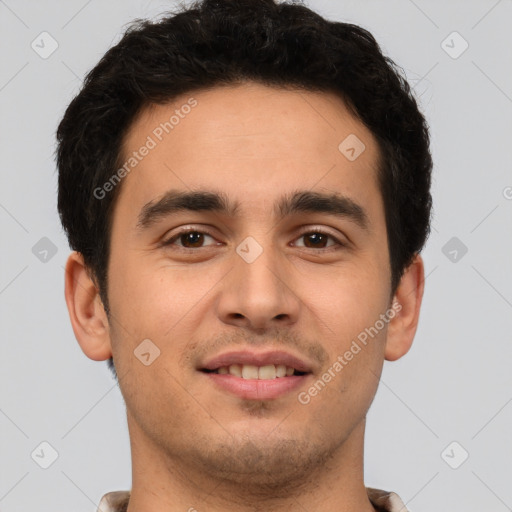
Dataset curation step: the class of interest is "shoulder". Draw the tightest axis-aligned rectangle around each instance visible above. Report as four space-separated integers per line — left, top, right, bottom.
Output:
96 490 131 512
366 487 409 512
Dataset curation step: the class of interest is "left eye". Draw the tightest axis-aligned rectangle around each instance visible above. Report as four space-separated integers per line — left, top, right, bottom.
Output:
293 230 342 249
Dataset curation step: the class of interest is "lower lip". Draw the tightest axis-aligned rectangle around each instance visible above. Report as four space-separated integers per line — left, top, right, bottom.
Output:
203 372 309 400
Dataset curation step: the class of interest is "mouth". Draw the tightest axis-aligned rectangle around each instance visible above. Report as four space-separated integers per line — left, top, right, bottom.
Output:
198 350 313 400
201 364 308 379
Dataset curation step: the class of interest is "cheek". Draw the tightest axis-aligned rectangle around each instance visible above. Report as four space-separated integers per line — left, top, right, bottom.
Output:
305 261 390 394
106 262 204 422
108 257 214 335
311 258 389 333
302 270 389 421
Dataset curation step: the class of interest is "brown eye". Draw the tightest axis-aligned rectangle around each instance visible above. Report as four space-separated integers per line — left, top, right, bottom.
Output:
294 229 345 250
178 232 206 248
301 232 330 249
162 230 216 249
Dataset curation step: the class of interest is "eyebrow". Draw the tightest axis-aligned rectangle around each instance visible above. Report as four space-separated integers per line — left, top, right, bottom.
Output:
136 189 369 231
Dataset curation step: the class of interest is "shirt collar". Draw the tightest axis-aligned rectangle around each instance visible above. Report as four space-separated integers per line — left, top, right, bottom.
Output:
97 487 409 512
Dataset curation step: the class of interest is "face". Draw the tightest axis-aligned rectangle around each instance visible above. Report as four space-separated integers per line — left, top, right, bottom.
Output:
105 82 394 487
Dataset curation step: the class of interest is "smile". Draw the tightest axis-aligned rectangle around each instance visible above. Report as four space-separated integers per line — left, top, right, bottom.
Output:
199 349 314 400
203 363 306 379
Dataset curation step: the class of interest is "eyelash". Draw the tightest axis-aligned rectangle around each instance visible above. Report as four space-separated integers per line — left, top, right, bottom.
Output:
161 226 347 252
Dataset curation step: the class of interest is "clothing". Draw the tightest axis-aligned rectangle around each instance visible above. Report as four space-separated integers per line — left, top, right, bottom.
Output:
96 487 409 511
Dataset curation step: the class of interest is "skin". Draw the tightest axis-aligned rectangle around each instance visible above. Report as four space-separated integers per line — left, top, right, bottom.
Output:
64 82 424 512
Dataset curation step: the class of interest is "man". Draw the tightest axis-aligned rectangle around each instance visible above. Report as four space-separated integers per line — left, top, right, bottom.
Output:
56 0 432 510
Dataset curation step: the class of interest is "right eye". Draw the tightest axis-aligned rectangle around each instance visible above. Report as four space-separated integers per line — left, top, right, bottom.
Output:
161 228 220 250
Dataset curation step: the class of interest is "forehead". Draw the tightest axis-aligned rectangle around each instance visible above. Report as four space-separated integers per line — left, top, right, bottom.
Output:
115 82 383 225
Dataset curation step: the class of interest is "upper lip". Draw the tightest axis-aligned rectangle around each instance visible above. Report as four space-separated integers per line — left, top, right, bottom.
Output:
200 349 313 373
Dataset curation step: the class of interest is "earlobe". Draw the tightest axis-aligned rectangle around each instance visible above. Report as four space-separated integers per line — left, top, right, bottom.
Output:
384 254 425 361
64 252 113 361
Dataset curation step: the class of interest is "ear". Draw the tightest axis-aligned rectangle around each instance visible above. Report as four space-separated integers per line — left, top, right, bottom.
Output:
64 251 112 361
384 253 425 361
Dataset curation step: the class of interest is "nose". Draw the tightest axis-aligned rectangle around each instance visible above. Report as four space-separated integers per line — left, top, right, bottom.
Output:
215 238 301 332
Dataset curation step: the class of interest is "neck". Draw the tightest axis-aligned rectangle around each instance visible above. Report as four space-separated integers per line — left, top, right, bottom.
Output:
125 411 376 512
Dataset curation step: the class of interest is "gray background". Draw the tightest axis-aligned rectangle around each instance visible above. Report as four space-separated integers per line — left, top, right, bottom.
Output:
1 0 511 510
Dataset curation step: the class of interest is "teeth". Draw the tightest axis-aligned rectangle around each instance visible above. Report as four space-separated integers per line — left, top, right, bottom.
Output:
276 364 287 378
215 364 298 379
242 364 259 379
258 364 276 379
229 364 242 377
